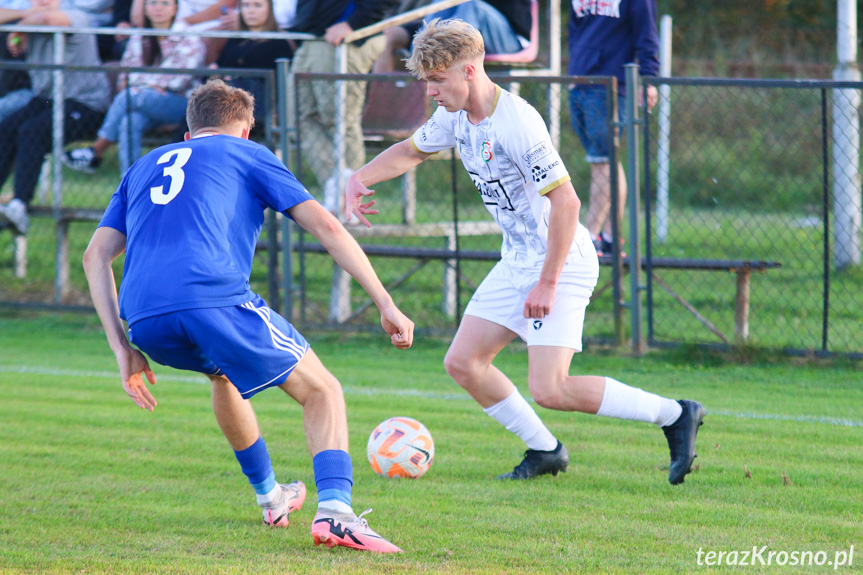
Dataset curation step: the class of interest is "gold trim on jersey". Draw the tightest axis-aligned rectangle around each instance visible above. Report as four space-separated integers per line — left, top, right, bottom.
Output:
537 175 571 196
491 84 502 116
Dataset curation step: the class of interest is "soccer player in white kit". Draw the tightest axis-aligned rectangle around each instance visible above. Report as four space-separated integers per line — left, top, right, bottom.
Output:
346 19 704 484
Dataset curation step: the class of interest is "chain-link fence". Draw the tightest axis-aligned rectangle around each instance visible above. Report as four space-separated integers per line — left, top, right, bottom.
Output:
0 58 279 307
1 51 861 357
288 72 625 340
643 77 862 355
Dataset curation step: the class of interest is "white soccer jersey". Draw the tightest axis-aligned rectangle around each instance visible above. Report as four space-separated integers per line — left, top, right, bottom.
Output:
412 85 584 267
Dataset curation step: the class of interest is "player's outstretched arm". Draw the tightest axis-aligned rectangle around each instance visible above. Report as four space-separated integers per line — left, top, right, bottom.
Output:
290 200 415 348
83 227 158 411
345 139 431 227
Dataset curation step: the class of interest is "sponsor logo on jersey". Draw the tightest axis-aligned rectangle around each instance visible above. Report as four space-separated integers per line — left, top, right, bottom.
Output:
418 116 439 142
572 0 622 18
522 142 552 165
531 160 561 183
469 172 515 211
533 320 543 330
481 140 493 162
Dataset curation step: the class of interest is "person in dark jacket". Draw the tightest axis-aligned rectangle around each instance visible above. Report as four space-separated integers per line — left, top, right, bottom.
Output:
568 0 659 256
216 0 294 127
288 0 398 215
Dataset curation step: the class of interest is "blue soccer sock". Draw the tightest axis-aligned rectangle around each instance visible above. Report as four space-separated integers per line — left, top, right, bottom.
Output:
233 436 280 505
313 449 353 514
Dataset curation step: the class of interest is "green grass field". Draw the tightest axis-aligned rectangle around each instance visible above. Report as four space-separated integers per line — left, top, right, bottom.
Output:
1 312 860 574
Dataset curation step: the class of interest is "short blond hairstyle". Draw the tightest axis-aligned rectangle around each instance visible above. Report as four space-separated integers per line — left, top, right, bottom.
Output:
406 18 485 79
186 79 255 135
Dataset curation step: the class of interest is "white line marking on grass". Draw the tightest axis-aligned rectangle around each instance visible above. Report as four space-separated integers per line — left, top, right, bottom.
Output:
2 364 862 428
709 409 863 428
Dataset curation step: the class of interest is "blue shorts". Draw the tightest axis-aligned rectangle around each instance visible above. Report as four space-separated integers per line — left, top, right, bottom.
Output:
568 87 625 164
128 295 309 398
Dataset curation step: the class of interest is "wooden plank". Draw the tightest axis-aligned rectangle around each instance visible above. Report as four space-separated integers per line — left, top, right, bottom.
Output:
14 234 26 278
734 269 751 343
343 0 470 44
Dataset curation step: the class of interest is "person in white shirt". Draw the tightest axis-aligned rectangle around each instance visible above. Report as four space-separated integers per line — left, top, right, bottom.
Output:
345 18 705 485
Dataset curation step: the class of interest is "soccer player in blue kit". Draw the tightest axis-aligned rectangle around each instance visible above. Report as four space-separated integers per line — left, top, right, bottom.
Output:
83 79 410 553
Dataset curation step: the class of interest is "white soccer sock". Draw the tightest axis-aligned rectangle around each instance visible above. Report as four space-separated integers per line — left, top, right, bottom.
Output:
596 377 682 427
256 483 282 507
317 500 353 514
483 390 559 451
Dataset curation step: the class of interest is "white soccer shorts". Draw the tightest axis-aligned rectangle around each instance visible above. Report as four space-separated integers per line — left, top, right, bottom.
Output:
464 253 599 351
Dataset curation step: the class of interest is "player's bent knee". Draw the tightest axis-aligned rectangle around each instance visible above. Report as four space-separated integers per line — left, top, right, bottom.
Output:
443 351 473 384
528 378 566 410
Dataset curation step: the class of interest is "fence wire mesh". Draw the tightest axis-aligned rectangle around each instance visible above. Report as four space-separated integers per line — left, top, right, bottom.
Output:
643 78 862 354
1 62 861 357
289 73 623 339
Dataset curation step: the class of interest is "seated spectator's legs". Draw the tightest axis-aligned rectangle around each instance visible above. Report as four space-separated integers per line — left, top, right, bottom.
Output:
12 98 104 204
0 89 34 125
292 36 386 205
431 0 522 54
0 98 46 197
99 88 187 173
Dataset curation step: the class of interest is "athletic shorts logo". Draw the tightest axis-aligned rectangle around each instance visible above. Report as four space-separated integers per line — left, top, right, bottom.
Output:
533 320 543 330
531 160 561 183
522 141 552 165
481 140 493 162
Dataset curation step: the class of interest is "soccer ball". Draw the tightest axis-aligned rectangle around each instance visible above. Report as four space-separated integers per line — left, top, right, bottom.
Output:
367 417 435 478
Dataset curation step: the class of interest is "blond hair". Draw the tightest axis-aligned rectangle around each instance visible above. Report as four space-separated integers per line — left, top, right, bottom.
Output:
406 18 485 79
186 79 255 135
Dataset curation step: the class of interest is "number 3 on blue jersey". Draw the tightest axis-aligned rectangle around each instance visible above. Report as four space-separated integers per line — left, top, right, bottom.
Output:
150 148 193 205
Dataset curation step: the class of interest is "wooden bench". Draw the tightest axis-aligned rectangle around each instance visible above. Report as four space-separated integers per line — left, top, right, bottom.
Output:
300 237 780 343
8 208 780 344
322 221 500 322
8 206 104 302
594 256 782 344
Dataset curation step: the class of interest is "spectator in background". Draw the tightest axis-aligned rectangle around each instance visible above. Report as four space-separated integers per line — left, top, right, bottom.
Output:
215 0 294 130
92 0 134 61
69 0 113 25
289 0 397 215
0 0 110 235
130 0 236 62
63 0 205 175
372 0 532 74
568 0 659 256
0 0 38 123
217 0 295 30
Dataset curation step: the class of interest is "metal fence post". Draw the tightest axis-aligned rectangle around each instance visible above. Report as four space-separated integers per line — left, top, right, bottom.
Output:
833 0 862 268
606 77 625 347
329 44 352 323
624 64 644 354
276 57 293 322
51 31 67 304
656 14 672 244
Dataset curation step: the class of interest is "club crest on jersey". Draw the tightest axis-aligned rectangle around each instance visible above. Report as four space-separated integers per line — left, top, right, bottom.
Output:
480 140 493 162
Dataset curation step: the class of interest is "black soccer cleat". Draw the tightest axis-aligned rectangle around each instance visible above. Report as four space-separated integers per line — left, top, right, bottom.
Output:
662 399 706 485
497 441 570 480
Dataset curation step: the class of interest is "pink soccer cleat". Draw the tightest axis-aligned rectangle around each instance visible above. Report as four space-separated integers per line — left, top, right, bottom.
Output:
312 508 402 553
261 481 306 527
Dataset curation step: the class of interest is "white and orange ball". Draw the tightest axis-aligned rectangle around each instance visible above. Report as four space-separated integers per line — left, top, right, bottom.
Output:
366 417 435 478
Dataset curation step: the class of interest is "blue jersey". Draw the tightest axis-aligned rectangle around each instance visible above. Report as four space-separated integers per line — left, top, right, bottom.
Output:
99 135 315 324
